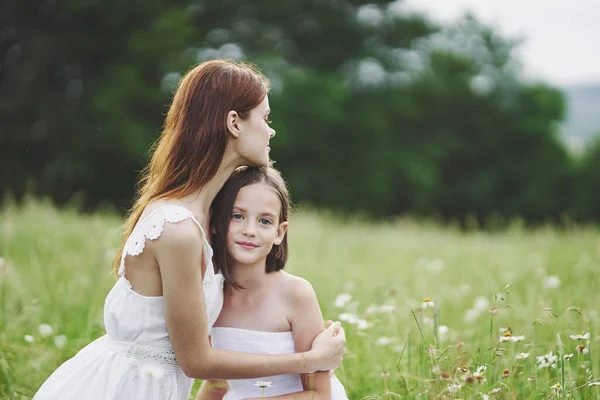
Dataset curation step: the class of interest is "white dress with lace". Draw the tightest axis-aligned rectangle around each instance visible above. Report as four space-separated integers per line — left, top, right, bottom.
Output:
34 205 225 400
210 327 349 400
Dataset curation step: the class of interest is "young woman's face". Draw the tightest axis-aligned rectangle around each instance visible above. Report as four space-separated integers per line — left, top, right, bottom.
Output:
227 182 287 267
234 96 275 167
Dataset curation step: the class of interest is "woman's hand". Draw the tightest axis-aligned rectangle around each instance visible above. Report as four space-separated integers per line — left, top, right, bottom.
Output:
307 321 345 372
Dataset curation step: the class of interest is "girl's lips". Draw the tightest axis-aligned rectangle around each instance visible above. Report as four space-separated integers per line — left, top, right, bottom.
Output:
237 242 258 250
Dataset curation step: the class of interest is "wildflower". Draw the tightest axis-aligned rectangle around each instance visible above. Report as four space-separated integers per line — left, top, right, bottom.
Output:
365 304 378 314
24 334 35 343
334 294 352 308
440 372 452 380
576 345 589 354
446 383 462 393
356 319 371 330
54 335 67 349
338 313 359 324
491 387 502 393
422 317 434 326
480 394 489 400
550 382 562 391
502 369 510 378
432 367 441 375
427 346 437 356
500 334 525 343
463 373 475 384
378 304 396 313
528 376 535 381
588 381 600 386
458 366 469 373
422 297 435 309
438 325 450 340
254 381 272 388
381 370 390 378
375 336 396 346
473 368 486 383
570 333 590 340
38 323 53 338
489 306 500 315
536 351 558 369
564 353 574 360
516 353 530 360
543 276 561 289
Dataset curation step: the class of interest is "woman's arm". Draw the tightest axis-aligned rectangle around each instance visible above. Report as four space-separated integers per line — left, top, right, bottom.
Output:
195 380 228 400
245 277 334 400
154 220 345 380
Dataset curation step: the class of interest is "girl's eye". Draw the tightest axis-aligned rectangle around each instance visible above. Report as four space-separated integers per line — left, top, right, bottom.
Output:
259 218 273 225
232 213 243 220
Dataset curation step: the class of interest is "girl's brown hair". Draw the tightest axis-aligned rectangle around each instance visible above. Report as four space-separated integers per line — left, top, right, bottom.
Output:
210 166 290 289
113 60 270 274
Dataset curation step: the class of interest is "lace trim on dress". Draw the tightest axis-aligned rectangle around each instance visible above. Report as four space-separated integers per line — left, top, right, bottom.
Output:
118 205 214 285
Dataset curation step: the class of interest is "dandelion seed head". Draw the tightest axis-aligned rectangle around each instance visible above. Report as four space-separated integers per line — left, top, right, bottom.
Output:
54 335 67 349
38 323 53 338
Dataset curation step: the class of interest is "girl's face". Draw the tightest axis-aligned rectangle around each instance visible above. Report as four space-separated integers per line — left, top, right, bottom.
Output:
227 182 287 268
229 96 275 167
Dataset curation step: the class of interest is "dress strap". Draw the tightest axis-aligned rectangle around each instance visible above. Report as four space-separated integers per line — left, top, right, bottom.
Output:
118 204 214 280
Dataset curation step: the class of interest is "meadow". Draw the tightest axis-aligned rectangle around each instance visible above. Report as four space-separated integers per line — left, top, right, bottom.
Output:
1 199 599 399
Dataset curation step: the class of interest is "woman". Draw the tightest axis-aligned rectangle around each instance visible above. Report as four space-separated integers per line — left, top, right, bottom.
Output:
34 60 345 400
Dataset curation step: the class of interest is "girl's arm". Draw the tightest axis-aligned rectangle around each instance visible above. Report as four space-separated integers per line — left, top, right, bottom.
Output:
195 380 229 400
153 220 345 380
245 278 334 400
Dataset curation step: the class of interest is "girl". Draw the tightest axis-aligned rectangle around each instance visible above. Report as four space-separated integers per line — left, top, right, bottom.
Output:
197 166 349 400
34 60 345 400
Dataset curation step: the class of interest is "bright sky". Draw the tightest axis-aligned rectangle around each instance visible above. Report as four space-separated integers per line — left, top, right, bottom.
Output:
403 0 600 87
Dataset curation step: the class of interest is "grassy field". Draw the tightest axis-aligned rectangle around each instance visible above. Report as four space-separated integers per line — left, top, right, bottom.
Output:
1 200 599 399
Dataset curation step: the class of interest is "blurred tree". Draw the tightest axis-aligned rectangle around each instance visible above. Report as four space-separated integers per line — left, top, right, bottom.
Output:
0 1 595 223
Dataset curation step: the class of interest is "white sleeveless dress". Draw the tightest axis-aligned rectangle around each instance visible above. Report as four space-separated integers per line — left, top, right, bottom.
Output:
34 205 225 400
210 327 349 400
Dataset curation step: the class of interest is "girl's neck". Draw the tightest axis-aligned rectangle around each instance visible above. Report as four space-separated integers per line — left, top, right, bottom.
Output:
229 261 269 292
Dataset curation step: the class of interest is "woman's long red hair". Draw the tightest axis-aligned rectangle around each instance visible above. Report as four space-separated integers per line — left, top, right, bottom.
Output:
113 60 270 275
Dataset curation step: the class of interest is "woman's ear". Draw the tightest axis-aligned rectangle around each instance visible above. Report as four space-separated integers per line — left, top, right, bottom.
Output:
273 221 288 246
226 110 241 138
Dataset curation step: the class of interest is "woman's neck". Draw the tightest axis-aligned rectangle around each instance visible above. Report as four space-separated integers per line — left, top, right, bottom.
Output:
178 150 242 220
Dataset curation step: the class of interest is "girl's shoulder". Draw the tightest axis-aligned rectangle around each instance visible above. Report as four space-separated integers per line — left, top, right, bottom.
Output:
273 271 317 305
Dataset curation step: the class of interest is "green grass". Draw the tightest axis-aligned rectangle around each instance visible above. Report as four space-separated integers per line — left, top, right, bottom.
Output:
1 199 599 399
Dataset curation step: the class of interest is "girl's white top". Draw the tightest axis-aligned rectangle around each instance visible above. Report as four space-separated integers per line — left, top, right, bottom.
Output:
34 205 225 400
210 327 349 399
